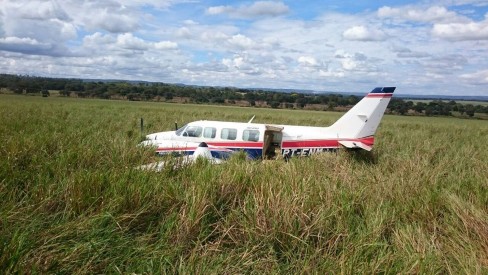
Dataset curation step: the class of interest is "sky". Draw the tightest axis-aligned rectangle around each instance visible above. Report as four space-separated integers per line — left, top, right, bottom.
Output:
1 0 488 96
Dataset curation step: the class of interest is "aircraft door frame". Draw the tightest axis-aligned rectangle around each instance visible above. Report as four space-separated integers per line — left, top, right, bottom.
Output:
263 125 283 159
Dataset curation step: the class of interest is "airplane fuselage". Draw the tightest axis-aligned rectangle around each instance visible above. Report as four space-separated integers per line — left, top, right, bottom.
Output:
141 120 374 159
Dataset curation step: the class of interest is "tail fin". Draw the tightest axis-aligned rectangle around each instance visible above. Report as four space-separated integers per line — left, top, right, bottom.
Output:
330 87 395 141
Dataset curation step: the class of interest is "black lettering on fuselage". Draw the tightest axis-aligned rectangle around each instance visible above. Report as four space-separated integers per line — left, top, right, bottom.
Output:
281 147 336 157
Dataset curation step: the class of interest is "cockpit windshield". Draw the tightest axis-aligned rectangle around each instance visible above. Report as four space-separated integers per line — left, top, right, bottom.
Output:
175 124 188 136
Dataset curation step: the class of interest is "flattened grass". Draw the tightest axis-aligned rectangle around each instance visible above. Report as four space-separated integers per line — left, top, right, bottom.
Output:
1 95 487 273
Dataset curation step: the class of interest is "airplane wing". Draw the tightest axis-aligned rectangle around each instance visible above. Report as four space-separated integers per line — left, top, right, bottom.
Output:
338 140 372 151
139 142 225 171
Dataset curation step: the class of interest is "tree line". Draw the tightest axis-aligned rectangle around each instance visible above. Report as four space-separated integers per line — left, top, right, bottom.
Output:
1 74 487 117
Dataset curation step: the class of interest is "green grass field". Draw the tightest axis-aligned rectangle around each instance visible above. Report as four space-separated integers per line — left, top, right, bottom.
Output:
1 94 487 273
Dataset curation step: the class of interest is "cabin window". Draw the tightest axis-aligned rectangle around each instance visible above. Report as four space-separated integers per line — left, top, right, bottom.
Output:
203 127 216 139
221 128 237 140
243 130 260 142
183 126 202 137
175 124 188 136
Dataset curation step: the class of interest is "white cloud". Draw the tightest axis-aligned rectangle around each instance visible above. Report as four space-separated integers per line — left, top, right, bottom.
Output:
118 0 187 9
1 1 77 43
117 33 148 50
155 41 178 50
0 36 50 50
16 1 70 21
378 5 466 23
332 50 378 73
207 1 289 19
207 6 227 15
222 56 244 68
340 59 356 70
342 25 387 41
298 56 318 66
201 31 229 42
227 34 256 50
432 16 488 40
82 8 139 33
460 70 488 84
319 69 345 78
0 36 70 56
83 32 115 47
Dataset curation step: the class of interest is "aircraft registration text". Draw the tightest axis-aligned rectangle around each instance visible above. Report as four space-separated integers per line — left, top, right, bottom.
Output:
282 147 336 157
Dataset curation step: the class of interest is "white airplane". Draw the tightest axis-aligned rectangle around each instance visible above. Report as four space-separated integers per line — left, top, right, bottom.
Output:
140 87 395 161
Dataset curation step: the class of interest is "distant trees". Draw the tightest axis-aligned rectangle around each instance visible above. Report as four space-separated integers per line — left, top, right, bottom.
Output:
1 74 487 118
41 89 50 97
268 101 280 108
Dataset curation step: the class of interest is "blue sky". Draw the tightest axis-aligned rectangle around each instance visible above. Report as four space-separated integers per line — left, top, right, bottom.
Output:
1 0 488 96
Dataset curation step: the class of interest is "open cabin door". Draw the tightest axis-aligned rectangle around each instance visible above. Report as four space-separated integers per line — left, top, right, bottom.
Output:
263 125 283 159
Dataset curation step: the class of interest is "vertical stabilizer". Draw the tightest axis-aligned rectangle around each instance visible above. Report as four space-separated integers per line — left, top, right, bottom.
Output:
330 87 395 139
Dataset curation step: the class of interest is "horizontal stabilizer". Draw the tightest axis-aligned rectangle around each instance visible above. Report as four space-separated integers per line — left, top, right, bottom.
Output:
339 140 372 151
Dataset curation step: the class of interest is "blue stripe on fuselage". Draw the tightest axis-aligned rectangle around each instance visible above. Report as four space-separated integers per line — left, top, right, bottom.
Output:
156 148 263 160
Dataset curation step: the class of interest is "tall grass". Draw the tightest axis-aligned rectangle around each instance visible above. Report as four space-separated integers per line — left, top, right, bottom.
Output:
1 94 487 273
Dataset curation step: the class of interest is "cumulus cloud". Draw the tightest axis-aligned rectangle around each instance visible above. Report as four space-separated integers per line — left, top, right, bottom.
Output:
0 0 77 56
1 1 77 43
83 32 115 47
222 54 262 75
118 0 187 9
222 56 245 68
227 34 256 50
333 50 376 72
117 33 148 50
79 6 139 33
319 69 345 78
432 16 488 40
15 1 71 21
342 25 387 41
84 33 178 52
155 41 178 50
0 36 70 56
207 1 289 19
298 56 318 66
378 5 466 23
0 37 50 51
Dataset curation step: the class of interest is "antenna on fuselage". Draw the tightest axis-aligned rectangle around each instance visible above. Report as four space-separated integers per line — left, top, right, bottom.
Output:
140 117 144 139
248 115 255 123
174 121 178 131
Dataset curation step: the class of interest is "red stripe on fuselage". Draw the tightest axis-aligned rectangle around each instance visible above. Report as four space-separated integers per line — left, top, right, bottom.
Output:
206 141 263 148
156 147 196 152
156 141 263 152
156 138 374 151
366 93 393 98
